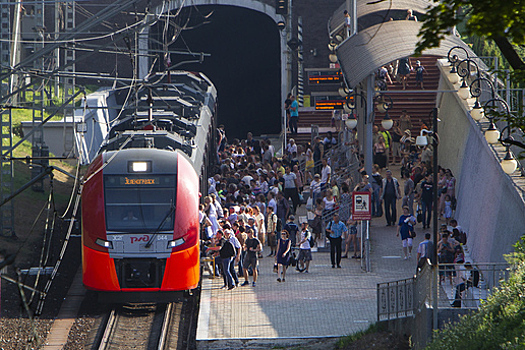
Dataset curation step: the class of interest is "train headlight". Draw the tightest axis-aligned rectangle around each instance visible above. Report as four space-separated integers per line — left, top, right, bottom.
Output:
95 238 113 249
167 238 185 249
128 161 151 173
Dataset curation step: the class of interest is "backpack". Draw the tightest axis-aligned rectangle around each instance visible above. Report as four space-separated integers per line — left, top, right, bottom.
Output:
458 230 467 245
276 216 283 233
306 231 315 248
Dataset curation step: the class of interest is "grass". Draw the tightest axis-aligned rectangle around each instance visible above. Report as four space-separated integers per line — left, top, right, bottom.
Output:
335 323 385 349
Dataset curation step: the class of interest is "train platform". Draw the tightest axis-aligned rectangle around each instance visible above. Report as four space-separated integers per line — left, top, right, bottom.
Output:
196 188 423 349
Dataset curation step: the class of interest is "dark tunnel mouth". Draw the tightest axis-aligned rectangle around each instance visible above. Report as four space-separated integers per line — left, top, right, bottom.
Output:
151 5 282 139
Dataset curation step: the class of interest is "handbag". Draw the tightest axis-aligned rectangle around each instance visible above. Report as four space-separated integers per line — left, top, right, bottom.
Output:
410 230 417 238
416 205 423 223
273 264 278 273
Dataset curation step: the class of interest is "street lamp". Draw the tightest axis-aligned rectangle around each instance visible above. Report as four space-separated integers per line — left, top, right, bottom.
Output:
456 58 480 100
485 122 500 144
501 148 518 174
338 85 351 97
375 94 393 130
345 114 358 130
343 91 365 129
447 46 469 84
469 76 496 121
482 98 508 144
499 125 518 174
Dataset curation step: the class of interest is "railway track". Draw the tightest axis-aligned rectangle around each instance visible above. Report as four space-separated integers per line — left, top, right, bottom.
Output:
94 298 196 350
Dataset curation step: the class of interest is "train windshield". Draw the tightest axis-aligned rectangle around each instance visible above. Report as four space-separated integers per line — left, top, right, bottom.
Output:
104 175 176 233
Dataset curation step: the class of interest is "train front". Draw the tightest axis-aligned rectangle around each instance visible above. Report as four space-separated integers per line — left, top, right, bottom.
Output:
81 148 200 301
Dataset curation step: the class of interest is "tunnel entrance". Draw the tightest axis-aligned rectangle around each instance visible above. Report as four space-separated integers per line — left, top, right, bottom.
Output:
151 5 282 139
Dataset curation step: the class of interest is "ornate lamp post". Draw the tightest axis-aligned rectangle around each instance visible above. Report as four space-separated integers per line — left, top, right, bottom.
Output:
469 77 496 121
447 46 470 84
375 93 393 130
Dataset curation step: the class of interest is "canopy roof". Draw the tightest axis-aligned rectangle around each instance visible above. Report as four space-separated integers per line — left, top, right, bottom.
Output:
329 0 434 36
336 20 475 88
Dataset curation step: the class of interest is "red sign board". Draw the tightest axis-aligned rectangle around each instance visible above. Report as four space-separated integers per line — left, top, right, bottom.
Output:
352 192 371 221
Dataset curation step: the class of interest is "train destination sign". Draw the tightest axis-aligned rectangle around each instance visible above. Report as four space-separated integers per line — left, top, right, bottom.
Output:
121 177 158 185
315 99 345 110
308 74 341 84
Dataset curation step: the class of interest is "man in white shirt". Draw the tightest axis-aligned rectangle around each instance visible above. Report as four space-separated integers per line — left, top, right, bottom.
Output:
297 221 313 273
286 138 297 157
282 166 299 214
310 174 322 204
344 10 351 37
321 158 331 192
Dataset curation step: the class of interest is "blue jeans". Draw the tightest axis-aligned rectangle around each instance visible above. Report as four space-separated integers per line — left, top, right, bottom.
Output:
421 200 432 227
221 256 234 288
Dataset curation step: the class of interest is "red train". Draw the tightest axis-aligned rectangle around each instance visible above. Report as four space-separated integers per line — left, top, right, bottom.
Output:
81 71 217 301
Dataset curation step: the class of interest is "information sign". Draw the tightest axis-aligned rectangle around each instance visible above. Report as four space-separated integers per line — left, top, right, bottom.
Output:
352 192 371 220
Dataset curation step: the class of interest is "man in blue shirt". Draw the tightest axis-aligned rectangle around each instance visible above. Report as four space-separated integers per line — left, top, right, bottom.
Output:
397 206 416 260
326 214 347 268
289 95 299 135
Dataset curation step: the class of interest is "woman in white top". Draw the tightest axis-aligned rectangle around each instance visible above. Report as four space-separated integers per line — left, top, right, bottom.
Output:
204 196 219 236
252 205 266 246
322 189 337 225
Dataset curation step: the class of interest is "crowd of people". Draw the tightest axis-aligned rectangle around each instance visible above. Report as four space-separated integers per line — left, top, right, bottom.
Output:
200 124 365 288
202 119 470 300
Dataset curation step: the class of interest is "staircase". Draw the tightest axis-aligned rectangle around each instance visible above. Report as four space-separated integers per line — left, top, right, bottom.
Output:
288 110 336 147
375 55 441 134
288 55 442 150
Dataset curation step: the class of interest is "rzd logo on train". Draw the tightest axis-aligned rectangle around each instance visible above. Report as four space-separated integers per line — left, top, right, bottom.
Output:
130 235 150 244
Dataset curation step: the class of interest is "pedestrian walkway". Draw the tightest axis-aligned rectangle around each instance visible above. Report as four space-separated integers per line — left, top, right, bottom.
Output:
196 167 423 349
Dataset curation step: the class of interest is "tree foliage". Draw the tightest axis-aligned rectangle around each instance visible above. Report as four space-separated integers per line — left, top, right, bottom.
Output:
416 0 525 71
416 0 525 142
425 236 525 350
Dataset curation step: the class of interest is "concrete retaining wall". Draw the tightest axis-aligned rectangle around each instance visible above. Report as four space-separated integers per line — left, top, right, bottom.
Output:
436 60 525 264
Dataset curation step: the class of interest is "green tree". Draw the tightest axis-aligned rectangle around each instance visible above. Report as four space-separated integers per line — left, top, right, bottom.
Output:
415 0 525 147
415 0 525 71
425 236 525 350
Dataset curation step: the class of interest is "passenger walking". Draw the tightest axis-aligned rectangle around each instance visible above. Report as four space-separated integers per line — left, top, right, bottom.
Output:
342 216 360 259
289 95 299 135
275 231 291 282
283 215 299 248
266 206 279 257
282 166 300 215
397 206 416 260
241 228 262 287
325 214 347 268
297 220 313 273
381 170 401 226
207 230 237 290
416 233 434 272
414 60 425 89
420 173 434 229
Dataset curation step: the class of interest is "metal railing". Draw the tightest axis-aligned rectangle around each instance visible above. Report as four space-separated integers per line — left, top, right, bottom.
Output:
377 277 416 321
377 261 511 321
